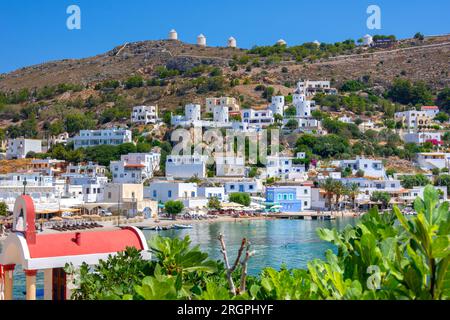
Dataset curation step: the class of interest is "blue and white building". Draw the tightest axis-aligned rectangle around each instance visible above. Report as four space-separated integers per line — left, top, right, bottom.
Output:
265 187 302 212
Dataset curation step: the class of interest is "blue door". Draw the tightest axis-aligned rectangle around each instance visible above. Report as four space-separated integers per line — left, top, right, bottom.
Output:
239 185 244 192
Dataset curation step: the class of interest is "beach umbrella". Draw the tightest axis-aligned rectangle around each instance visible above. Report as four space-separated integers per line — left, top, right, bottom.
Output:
63 216 74 220
72 215 82 220
50 217 63 222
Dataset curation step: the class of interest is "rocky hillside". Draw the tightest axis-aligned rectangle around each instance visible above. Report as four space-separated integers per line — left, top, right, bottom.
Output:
1 35 449 93
0 34 448 132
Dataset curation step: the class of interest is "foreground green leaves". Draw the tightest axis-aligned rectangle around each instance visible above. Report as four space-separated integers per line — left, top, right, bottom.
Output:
67 186 449 300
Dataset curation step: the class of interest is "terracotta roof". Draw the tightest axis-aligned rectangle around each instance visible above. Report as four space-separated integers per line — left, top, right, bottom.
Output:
421 106 439 110
124 164 146 168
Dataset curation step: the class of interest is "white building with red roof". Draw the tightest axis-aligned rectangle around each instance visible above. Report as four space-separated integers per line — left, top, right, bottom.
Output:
0 195 149 300
421 106 440 118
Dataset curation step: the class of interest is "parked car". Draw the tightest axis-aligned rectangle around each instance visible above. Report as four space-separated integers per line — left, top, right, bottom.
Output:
100 209 113 217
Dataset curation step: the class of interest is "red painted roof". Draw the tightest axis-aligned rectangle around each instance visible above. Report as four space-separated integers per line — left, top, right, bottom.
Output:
26 228 145 258
421 106 439 110
124 164 146 168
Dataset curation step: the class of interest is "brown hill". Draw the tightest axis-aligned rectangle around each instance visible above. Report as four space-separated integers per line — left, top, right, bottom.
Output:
1 35 449 93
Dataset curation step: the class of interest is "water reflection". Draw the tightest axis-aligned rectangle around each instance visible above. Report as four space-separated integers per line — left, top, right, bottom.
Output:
0 218 356 299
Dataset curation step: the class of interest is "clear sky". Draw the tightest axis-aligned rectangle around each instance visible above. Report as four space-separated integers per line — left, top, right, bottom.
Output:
0 0 449 74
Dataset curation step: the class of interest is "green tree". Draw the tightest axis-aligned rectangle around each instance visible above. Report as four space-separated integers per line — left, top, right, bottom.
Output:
436 88 450 112
285 119 298 130
400 174 431 189
229 193 251 207
0 201 8 217
207 197 221 210
164 200 184 220
434 174 450 194
370 191 391 209
124 75 144 89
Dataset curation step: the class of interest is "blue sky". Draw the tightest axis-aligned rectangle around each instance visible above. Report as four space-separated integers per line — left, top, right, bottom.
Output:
0 0 448 74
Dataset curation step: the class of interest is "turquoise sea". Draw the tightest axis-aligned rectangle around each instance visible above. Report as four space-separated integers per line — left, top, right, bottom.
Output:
1 218 357 299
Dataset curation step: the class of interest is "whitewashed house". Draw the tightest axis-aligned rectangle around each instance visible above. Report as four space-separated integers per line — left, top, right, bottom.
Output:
213 105 229 123
198 186 226 201
265 155 306 180
268 96 285 116
334 157 386 178
421 106 440 118
171 104 203 127
224 179 264 195
145 181 198 203
215 154 245 177
403 132 442 145
297 80 337 97
165 154 208 179
71 129 132 150
110 152 161 183
6 138 42 159
416 153 450 171
241 109 274 128
66 175 108 203
0 173 56 210
131 105 159 125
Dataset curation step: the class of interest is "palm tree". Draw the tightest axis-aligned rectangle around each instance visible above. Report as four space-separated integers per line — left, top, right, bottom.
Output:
333 181 345 211
320 178 335 212
346 183 360 210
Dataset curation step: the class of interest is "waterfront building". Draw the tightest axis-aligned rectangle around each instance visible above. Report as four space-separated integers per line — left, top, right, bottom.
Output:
131 105 159 125
266 187 302 212
0 195 149 300
146 181 198 203
197 186 226 201
6 138 42 159
71 129 132 150
224 179 264 195
165 154 208 179
66 175 108 203
110 152 161 183
0 173 56 209
103 183 155 217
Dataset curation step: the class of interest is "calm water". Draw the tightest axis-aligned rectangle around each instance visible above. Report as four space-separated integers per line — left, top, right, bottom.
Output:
0 218 357 299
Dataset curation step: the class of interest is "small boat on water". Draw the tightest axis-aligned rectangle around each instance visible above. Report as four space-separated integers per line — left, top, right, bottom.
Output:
173 224 193 230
